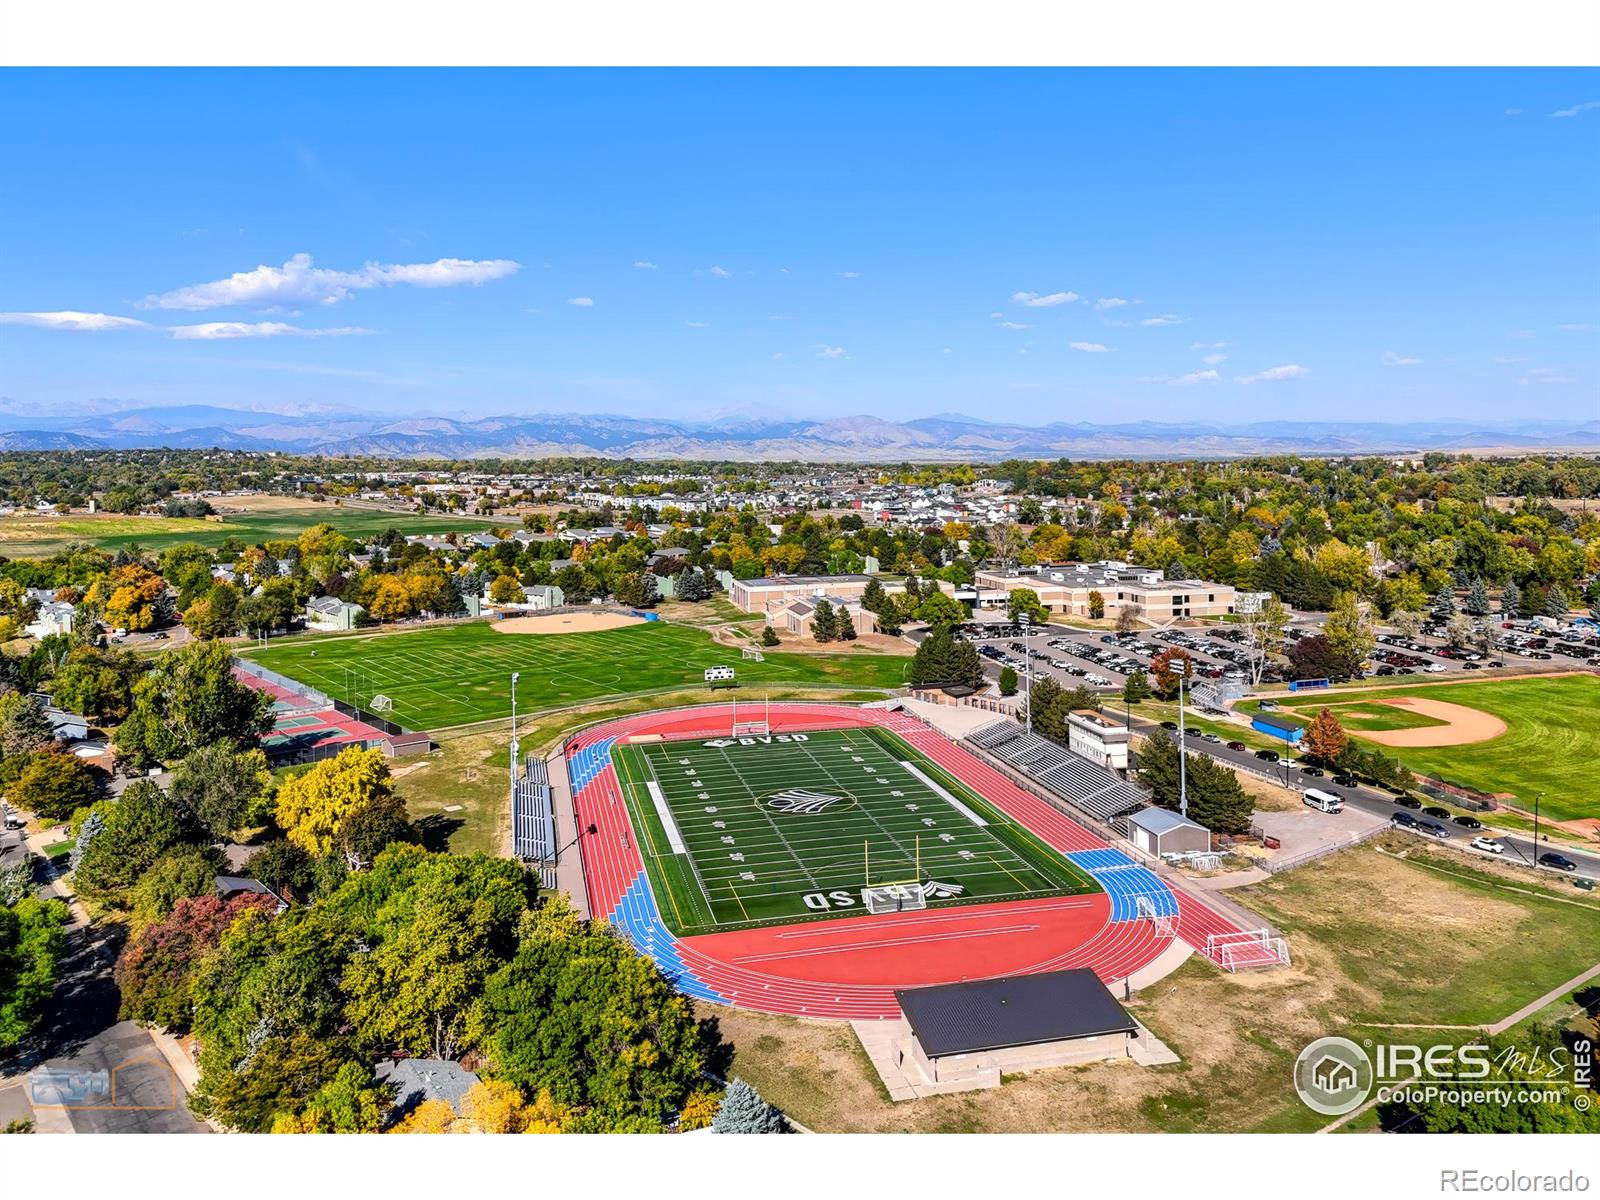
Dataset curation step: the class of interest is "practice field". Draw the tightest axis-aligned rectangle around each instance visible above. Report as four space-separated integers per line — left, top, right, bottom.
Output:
0 502 500 557
1264 675 1599 820
241 620 909 731
611 725 1095 936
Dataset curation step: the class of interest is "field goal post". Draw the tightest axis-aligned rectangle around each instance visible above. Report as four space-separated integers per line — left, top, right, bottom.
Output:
1134 893 1178 939
1205 929 1291 971
730 696 771 737
861 835 926 914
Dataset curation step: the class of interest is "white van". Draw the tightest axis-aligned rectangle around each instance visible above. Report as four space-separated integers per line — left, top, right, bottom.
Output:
1303 788 1344 814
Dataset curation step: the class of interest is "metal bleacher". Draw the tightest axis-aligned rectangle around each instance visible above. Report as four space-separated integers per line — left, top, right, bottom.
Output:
966 720 1149 823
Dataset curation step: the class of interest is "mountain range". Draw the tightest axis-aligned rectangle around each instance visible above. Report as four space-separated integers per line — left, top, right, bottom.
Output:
0 404 1597 461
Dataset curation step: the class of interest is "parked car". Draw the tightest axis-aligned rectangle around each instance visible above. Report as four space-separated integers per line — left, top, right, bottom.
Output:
1469 836 1504 854
1539 852 1578 873
1393 794 1423 809
1160 720 1178 730
1422 806 1451 819
1331 774 1359 787
1452 815 1484 830
1390 812 1419 829
1416 820 1451 839
1300 766 1325 777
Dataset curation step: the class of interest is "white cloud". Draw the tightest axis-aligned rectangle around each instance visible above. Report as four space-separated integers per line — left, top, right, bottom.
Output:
1013 290 1079 307
840 271 861 279
633 260 659 270
1492 355 1527 364
1552 100 1600 118
998 321 1030 330
143 252 520 310
1202 352 1227 365
816 345 846 358
1504 108 1524 116
1094 297 1131 310
1519 366 1576 385
708 265 732 279
1139 313 1187 326
1165 369 1220 386
567 297 594 307
1189 341 1227 350
1382 351 1422 366
942 347 953 354
685 321 709 328
772 352 785 360
1236 364 1309 384
0 310 150 332
1557 322 1592 332
1069 341 1111 353
169 321 370 340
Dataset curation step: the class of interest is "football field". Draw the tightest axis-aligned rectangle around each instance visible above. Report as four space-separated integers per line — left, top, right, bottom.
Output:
611 725 1095 936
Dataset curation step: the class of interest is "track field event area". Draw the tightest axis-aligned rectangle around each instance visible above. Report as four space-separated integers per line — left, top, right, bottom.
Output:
240 619 909 730
612 726 1094 936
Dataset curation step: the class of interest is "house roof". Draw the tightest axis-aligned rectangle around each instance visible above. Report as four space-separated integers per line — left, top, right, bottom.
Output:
896 969 1138 1058
1126 806 1205 836
373 1058 480 1119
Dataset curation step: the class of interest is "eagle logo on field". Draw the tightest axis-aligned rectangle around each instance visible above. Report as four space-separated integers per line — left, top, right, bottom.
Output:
766 788 847 815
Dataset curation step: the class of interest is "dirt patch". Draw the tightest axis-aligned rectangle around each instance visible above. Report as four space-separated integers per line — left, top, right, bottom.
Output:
489 611 647 635
727 626 915 656
1359 697 1507 748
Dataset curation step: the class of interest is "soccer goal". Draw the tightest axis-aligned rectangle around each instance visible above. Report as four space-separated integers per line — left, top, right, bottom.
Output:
1205 929 1291 971
742 646 765 662
1134 893 1178 939
369 694 395 713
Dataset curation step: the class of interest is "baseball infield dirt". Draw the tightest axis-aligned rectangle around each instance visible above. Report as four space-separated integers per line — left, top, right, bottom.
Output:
1359 697 1508 748
490 611 647 635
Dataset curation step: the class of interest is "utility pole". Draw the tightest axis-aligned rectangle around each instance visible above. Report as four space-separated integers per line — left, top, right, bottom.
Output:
509 671 520 791
1533 790 1543 867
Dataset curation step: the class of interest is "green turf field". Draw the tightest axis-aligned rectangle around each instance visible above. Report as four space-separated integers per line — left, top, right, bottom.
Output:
1261 675 1599 820
0 504 500 557
241 620 910 731
611 725 1095 936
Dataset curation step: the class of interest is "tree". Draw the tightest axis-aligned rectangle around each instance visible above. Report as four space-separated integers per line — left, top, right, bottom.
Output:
1444 612 1476 647
914 590 965 630
1122 669 1150 705
910 628 983 690
861 578 888 613
1287 633 1358 681
1464 577 1491 617
274 747 396 858
271 1061 390 1134
810 599 837 643
182 583 241 640
129 845 227 930
1149 648 1193 701
1115 604 1139 635
74 779 204 901
239 578 300 636
367 575 412 623
50 646 144 723
1302 708 1349 766
116 892 278 1034
1006 587 1050 626
675 567 710 603
335 794 418 869
712 1078 788 1133
243 840 315 903
999 666 1018 696
488 574 524 605
1389 609 1425 638
170 744 273 839
1087 589 1105 620
612 570 658 609
1431 585 1457 620
1499 579 1521 621
114 641 273 768
0 694 56 757
1241 595 1289 686
1322 591 1376 672
759 624 780 648
1545 583 1570 617
1135 734 1252 834
8 750 100 822
0 895 68 1051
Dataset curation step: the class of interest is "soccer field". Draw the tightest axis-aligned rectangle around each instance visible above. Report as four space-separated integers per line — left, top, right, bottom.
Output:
611 726 1095 936
242 620 910 731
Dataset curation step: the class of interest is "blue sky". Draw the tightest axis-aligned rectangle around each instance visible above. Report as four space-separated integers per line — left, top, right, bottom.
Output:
1 69 1595 425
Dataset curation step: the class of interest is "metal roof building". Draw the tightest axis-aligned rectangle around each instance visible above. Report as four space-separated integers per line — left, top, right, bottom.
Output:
896 969 1139 1060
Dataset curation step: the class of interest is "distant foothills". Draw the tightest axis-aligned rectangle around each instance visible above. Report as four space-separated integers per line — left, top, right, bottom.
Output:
1 404 1598 462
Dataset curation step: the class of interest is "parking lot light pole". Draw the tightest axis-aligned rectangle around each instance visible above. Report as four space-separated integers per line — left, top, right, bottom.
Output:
1178 669 1188 819
1019 612 1032 733
1533 790 1544 866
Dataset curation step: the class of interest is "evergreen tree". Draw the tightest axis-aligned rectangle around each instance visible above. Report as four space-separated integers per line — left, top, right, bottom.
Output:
1464 577 1491 617
1122 669 1150 705
810 599 837 643
1545 584 1570 617
861 577 887 613
712 1078 788 1134
759 624 780 647
1431 585 1457 619
1499 579 1521 621
999 666 1018 696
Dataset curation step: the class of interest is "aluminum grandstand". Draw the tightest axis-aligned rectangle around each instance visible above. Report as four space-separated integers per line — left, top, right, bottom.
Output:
966 720 1148 823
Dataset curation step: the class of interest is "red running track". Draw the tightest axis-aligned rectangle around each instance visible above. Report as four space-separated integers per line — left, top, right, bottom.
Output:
568 702 1277 1019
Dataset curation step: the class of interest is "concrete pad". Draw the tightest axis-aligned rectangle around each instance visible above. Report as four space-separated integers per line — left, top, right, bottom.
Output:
1255 804 1386 860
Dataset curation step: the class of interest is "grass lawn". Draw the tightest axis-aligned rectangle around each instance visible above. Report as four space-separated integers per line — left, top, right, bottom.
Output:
612 725 1092 936
1261 676 1600 819
1237 697 1446 733
0 502 500 557
715 834 1600 1132
42 839 75 861
242 619 910 732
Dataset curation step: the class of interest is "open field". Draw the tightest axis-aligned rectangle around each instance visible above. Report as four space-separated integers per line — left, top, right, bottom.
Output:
0 500 500 557
242 619 910 732
717 835 1600 1132
612 725 1093 936
1253 676 1599 819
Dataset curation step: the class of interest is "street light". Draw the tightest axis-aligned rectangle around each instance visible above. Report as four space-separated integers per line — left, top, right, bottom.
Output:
1018 612 1032 733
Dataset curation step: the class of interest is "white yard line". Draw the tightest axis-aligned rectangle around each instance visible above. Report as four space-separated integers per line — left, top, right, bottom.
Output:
900 760 988 827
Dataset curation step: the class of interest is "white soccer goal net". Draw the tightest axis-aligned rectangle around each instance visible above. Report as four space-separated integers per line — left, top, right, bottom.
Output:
731 721 770 736
1205 929 1291 971
861 883 928 915
742 647 765 661
1134 893 1178 939
369 694 394 713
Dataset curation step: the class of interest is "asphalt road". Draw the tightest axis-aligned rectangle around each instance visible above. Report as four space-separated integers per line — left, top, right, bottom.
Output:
1142 721 1600 883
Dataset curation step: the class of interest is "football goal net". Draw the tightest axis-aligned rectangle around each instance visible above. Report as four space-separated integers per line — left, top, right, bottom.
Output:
861 883 928 915
1205 929 1291 971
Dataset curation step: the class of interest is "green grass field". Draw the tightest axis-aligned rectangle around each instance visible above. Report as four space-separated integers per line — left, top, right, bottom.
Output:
611 725 1093 936
241 620 910 732
1258 676 1600 820
0 503 500 557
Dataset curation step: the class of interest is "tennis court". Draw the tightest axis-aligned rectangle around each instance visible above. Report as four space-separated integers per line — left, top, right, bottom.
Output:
611 725 1094 936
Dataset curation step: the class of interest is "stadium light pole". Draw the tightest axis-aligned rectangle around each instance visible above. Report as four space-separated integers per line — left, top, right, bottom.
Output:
509 671 520 791
1019 612 1032 733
